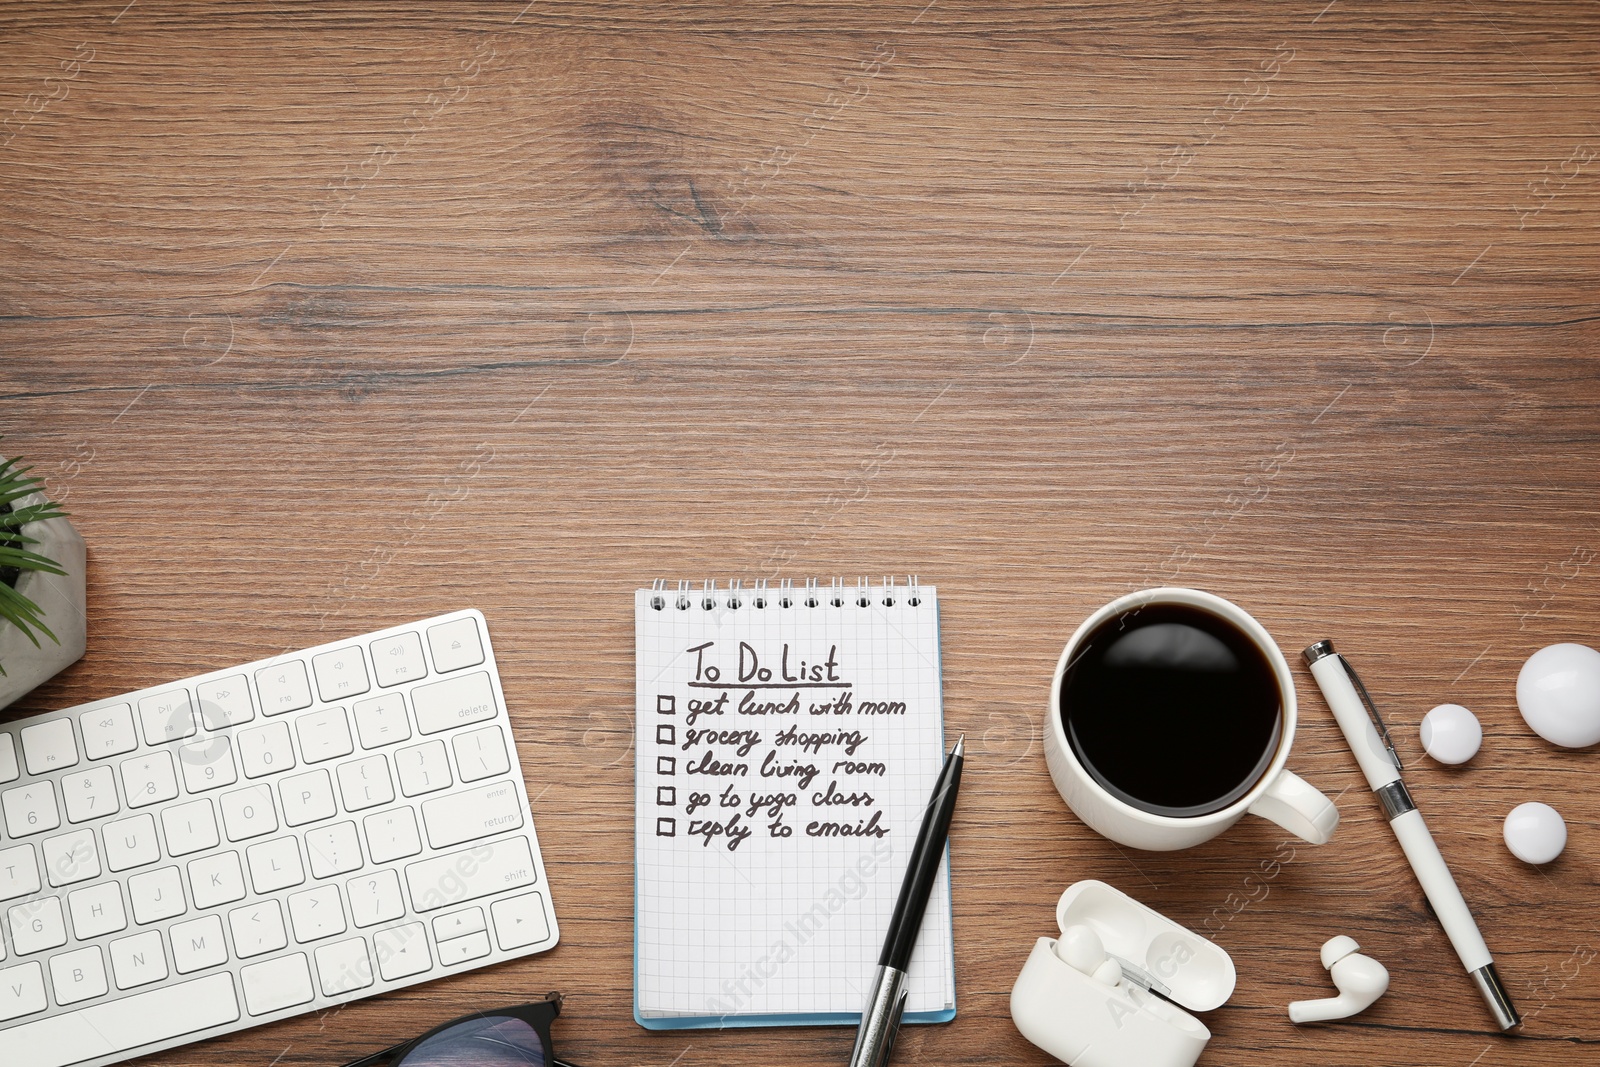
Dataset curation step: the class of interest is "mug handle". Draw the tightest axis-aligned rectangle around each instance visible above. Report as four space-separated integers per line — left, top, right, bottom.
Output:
1246 769 1340 844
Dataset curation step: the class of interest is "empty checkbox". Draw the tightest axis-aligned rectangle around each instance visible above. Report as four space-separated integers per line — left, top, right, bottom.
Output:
657 756 676 775
657 694 676 714
656 724 676 745
657 786 676 806
656 818 676 837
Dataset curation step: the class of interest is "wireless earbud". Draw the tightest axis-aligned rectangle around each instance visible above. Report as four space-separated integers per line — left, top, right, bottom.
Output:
1053 925 1122 986
1288 936 1389 1024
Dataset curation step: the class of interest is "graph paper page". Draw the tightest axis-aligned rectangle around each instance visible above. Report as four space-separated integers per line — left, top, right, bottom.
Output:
634 582 953 1025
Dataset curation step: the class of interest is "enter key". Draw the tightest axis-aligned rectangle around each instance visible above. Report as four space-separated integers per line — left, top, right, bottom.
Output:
421 780 525 849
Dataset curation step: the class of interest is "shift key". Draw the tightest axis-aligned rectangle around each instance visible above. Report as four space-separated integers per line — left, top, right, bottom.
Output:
405 835 536 913
411 672 497 735
422 781 525 849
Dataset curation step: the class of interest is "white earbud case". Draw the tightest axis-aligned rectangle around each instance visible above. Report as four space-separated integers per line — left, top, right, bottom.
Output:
1010 881 1236 1067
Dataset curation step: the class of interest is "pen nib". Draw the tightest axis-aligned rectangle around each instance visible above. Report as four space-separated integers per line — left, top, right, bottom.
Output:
952 735 964 758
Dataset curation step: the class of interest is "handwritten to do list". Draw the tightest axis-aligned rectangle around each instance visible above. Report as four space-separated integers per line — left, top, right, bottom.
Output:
633 581 955 1026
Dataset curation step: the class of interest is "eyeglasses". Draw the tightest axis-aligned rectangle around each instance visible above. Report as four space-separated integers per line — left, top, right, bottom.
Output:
341 992 582 1067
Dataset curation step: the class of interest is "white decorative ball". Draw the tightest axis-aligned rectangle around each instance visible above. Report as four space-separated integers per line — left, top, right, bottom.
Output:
1503 802 1567 865
1516 643 1600 748
1419 704 1482 764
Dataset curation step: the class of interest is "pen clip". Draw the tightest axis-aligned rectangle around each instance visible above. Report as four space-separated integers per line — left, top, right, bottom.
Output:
1337 656 1402 770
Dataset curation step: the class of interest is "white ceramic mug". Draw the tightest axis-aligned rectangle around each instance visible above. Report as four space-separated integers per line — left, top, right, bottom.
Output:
1044 587 1339 852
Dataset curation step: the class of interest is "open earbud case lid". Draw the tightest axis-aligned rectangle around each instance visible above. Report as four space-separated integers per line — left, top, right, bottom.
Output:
1056 880 1237 1012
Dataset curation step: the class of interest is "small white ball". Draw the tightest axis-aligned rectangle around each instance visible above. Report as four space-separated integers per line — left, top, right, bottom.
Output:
1503 802 1567 865
1516 643 1600 748
1420 704 1482 764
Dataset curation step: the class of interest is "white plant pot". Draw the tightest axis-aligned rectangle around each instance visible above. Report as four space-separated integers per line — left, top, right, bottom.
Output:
0 486 87 712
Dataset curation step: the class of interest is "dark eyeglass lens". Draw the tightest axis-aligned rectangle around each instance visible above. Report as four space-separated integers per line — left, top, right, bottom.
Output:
397 1016 548 1067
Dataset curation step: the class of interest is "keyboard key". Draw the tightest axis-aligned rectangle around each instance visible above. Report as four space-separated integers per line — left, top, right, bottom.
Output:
238 720 296 778
313 646 370 702
78 703 137 760
179 735 238 793
363 806 421 864
347 868 405 928
220 783 278 840
61 765 119 823
0 972 239 1067
228 899 288 958
128 866 187 924
0 960 47 1021
280 768 336 827
353 692 411 749
188 851 246 909
110 929 168 989
421 780 524 849
427 616 485 673
196 674 255 729
41 828 101 886
20 718 78 775
256 659 313 715
287 883 346 943
305 821 363 879
296 705 354 764
405 836 536 913
338 754 394 811
0 843 41 901
395 739 452 797
412 671 496 735
8 895 67 955
438 929 491 966
241 952 313 1015
491 891 552 951
170 913 228 973
3 781 61 837
453 725 511 782
137 688 196 746
246 835 305 893
162 798 220 857
49 944 108 1005
121 751 179 808
67 881 127 939
370 631 427 688
104 812 161 872
373 922 432 981
431 905 485 942
315 936 373 995
0 734 18 782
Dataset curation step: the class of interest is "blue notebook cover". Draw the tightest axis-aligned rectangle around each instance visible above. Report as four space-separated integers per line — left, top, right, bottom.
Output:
633 579 955 1029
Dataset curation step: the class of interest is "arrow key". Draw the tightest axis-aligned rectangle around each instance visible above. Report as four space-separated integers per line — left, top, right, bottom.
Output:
490 890 550 951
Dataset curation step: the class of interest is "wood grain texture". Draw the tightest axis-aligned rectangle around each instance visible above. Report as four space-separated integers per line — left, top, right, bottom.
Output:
2 1 1597 1064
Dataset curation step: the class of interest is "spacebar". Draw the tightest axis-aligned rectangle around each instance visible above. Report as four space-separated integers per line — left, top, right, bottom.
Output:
4 973 239 1067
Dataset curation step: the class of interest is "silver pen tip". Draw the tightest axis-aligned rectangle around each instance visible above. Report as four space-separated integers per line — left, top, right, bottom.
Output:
952 735 964 757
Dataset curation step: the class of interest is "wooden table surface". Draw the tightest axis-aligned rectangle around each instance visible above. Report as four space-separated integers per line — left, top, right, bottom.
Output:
3 1 1598 1065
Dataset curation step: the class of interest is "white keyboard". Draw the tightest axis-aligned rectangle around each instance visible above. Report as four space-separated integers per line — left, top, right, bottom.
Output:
0 610 559 1067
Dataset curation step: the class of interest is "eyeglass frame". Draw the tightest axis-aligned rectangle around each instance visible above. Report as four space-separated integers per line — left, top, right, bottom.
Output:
340 991 581 1067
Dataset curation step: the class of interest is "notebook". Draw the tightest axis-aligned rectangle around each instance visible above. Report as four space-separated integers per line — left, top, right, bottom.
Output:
633 578 956 1029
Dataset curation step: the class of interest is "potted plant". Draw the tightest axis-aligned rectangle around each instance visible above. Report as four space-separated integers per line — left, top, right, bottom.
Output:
0 448 87 711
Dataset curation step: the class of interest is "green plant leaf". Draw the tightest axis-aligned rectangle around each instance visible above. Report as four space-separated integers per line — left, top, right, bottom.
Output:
0 546 68 575
0 582 57 645
0 439 70 669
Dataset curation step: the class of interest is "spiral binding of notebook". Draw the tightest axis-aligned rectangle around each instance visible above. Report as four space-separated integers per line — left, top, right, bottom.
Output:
632 576 953 1028
646 575 928 613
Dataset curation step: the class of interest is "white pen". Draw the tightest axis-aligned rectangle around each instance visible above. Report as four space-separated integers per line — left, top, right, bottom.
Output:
1303 640 1520 1031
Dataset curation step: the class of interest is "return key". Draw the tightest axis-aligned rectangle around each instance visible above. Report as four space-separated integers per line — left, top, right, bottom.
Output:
422 780 524 849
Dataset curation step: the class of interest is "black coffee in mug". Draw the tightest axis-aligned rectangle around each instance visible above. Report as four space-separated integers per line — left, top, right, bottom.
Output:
1059 603 1283 818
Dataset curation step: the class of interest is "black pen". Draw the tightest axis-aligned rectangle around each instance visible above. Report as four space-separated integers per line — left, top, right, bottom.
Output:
848 735 964 1067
